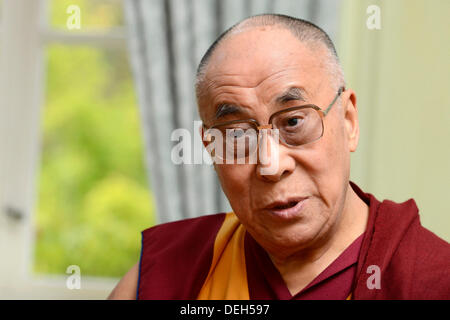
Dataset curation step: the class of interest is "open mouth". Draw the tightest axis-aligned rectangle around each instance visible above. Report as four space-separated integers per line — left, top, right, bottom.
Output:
272 201 299 210
266 197 307 210
264 197 308 219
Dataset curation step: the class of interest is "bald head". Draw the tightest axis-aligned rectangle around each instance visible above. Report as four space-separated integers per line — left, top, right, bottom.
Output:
195 14 345 101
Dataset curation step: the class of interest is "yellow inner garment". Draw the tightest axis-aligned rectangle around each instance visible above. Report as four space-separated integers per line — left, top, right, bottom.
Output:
197 212 353 300
197 212 249 300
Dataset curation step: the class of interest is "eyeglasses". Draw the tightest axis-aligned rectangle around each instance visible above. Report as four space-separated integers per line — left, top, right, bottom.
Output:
203 87 345 161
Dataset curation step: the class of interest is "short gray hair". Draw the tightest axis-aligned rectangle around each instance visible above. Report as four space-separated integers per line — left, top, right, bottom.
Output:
195 14 345 99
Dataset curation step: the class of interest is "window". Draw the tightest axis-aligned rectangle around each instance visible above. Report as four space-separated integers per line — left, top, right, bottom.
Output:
34 0 155 279
34 44 155 278
0 0 154 298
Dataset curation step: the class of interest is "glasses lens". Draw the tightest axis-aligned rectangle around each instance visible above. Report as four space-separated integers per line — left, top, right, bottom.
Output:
211 122 258 161
272 107 323 146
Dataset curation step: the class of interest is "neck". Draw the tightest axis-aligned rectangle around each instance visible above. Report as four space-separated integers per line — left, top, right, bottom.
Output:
267 185 369 295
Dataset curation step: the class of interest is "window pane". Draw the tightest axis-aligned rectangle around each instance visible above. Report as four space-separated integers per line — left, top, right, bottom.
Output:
50 0 124 30
34 44 155 278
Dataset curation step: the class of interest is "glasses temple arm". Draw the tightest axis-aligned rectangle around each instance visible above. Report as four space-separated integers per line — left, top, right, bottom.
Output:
323 87 345 116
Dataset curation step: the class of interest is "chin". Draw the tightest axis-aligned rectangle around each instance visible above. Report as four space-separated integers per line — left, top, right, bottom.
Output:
253 219 325 252
278 224 321 245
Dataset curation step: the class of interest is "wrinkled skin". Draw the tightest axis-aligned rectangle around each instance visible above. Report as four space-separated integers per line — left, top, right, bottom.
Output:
199 27 369 293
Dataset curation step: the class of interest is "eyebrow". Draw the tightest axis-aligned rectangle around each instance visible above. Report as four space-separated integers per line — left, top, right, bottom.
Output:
214 103 243 120
212 87 307 121
275 87 307 104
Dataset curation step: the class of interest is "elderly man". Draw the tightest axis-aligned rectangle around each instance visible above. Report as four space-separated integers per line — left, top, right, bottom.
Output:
109 14 449 300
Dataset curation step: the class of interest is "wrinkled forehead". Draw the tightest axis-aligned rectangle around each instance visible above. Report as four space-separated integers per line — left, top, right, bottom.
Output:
198 27 330 106
206 28 318 79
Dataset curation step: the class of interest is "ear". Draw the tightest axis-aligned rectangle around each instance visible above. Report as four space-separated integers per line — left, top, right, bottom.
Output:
342 89 359 152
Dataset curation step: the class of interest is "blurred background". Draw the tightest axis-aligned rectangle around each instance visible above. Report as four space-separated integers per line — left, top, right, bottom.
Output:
0 0 448 299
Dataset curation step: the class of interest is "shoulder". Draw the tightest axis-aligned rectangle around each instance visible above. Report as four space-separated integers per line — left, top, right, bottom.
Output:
108 213 228 300
355 196 450 299
395 208 450 271
140 213 227 260
138 213 228 299
399 223 450 298
383 209 450 299
142 212 227 242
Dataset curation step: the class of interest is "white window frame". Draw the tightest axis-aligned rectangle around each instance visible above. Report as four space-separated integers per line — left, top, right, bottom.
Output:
0 0 129 299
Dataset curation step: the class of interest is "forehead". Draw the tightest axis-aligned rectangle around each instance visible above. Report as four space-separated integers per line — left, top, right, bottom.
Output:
199 27 329 112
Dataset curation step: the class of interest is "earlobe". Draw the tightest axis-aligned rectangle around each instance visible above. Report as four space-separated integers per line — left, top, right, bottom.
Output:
343 90 359 152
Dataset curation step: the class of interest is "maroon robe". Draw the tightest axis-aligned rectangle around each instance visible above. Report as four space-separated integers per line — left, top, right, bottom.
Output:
137 181 450 299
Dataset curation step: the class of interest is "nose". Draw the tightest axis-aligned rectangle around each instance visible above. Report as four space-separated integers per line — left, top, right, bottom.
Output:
255 129 295 182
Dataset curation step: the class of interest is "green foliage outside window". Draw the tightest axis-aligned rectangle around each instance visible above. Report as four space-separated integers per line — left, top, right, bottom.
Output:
34 0 155 278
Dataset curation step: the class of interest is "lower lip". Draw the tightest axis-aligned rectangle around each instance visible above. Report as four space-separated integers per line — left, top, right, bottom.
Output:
267 198 308 220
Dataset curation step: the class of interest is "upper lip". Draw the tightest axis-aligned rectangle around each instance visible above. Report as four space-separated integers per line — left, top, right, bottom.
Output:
264 197 308 210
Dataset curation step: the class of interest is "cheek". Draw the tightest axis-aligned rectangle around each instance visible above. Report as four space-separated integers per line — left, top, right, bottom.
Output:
215 164 254 208
290 118 349 206
319 121 350 211
326 118 350 178
315 117 348 172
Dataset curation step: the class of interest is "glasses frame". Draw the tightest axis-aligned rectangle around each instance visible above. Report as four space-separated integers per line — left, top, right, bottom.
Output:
203 87 345 151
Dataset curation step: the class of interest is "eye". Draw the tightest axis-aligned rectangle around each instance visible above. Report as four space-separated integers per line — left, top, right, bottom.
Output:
285 116 304 127
287 117 300 126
